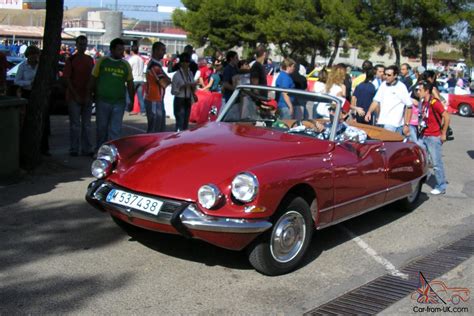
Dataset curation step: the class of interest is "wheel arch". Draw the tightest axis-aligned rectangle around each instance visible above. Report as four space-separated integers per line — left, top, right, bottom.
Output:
278 183 318 225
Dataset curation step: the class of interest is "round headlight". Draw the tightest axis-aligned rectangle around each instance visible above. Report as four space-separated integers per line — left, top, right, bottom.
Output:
97 144 118 163
91 159 112 179
231 172 258 203
198 184 222 209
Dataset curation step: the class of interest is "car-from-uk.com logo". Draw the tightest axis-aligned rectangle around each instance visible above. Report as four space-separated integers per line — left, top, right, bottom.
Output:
411 272 470 313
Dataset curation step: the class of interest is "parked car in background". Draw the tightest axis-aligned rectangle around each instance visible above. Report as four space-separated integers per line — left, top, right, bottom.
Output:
6 60 67 114
86 85 428 275
437 78 473 117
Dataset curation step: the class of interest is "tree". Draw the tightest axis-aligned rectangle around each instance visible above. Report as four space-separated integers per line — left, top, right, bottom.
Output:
20 0 64 169
173 0 264 51
255 0 328 66
319 0 360 67
361 0 413 67
405 0 466 67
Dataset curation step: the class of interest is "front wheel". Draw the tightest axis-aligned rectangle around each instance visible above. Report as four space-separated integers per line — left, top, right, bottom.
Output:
247 196 314 275
458 103 472 117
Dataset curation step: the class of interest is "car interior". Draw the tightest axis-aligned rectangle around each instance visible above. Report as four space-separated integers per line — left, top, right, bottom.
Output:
220 87 404 143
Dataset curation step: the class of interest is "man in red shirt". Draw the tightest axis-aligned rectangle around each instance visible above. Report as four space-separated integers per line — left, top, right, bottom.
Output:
63 35 95 156
418 81 450 195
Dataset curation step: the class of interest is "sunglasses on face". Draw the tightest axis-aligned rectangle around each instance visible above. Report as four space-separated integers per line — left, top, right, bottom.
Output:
385 73 394 77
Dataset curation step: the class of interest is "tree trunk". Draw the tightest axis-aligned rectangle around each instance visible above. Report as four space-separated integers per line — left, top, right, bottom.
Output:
328 34 340 67
392 37 401 68
421 28 428 68
20 0 64 170
310 48 317 70
470 31 474 66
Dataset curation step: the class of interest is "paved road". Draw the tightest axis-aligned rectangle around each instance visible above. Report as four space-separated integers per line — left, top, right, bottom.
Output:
0 114 472 314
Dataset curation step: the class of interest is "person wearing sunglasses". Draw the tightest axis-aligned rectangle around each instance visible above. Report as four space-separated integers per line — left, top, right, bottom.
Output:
364 65 412 137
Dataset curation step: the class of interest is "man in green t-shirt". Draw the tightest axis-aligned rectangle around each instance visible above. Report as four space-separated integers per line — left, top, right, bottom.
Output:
90 38 134 150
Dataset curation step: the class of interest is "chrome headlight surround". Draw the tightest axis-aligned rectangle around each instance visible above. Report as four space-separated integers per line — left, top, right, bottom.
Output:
97 144 118 163
231 172 259 203
91 159 113 179
198 184 222 209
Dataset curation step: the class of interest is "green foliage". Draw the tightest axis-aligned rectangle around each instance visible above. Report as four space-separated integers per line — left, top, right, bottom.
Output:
173 0 472 67
432 50 463 61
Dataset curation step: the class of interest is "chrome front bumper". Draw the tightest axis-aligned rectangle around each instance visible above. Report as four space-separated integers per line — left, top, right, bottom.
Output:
86 180 272 235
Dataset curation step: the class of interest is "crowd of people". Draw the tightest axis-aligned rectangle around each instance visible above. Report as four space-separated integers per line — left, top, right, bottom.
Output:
3 34 461 196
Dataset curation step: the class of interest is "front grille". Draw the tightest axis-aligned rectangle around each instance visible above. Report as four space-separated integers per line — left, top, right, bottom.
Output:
94 181 187 215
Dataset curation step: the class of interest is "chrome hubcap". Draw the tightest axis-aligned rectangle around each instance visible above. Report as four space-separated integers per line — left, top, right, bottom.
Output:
459 106 468 116
270 211 306 263
407 180 420 203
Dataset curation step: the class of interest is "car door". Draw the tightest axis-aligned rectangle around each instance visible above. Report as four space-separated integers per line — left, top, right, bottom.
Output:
330 140 387 223
383 141 425 203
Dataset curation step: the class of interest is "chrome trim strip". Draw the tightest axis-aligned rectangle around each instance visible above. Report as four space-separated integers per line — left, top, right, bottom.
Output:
317 174 427 229
180 205 272 234
319 174 426 213
317 194 410 230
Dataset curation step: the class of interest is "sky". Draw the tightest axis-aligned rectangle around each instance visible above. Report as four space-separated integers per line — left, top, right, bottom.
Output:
64 0 184 21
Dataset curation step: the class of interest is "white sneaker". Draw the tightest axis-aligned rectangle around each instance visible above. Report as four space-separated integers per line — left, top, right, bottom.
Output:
430 188 445 195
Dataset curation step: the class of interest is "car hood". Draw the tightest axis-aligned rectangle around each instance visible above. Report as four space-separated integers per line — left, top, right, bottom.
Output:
109 122 332 200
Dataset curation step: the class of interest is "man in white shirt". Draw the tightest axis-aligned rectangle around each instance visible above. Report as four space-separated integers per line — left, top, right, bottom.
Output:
365 65 412 136
127 45 145 115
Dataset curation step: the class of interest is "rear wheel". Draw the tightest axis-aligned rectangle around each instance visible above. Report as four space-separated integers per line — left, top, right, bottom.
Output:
247 196 314 276
458 103 472 117
397 179 422 211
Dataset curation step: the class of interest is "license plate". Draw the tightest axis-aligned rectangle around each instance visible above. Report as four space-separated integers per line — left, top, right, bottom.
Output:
106 189 163 215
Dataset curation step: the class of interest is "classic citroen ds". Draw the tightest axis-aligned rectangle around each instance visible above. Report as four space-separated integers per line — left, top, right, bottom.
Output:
86 85 428 275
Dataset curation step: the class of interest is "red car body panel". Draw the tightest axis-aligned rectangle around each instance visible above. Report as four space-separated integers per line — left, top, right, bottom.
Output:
448 94 474 115
108 122 334 220
87 86 428 253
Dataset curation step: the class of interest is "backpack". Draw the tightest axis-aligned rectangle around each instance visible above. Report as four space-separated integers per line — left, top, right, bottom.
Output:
419 98 454 141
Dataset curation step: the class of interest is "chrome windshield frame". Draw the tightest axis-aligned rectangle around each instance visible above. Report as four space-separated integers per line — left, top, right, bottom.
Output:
217 84 344 142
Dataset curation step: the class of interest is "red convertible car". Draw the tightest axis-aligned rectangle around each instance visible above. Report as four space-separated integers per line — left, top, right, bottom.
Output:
86 85 428 275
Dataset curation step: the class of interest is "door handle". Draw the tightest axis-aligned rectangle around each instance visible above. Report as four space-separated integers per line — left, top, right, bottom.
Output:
375 147 386 153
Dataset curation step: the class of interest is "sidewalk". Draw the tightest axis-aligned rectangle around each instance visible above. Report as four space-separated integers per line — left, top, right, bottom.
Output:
26 113 176 177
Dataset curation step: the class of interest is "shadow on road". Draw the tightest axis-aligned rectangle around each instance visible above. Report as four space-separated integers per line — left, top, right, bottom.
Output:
114 193 430 274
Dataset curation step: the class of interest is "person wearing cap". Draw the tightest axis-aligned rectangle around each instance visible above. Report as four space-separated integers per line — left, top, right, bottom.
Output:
172 44 198 76
314 102 367 142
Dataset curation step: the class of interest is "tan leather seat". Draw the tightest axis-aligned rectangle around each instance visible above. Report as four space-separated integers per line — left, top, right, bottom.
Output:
281 119 404 142
348 121 404 142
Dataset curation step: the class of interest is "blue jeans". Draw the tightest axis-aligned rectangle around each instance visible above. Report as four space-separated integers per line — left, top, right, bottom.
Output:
145 100 166 133
134 82 145 113
293 105 307 120
408 125 418 143
421 136 447 192
68 100 93 154
174 97 192 131
381 124 404 134
95 100 125 150
279 107 291 119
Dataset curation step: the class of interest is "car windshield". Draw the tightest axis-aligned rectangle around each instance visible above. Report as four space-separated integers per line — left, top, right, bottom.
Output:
218 85 346 142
